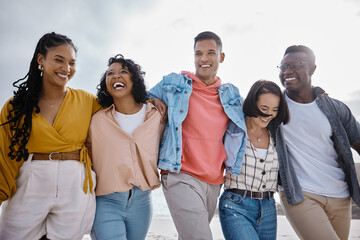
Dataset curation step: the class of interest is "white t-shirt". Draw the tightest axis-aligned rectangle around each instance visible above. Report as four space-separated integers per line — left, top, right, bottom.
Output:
281 94 349 198
114 104 146 135
254 147 268 159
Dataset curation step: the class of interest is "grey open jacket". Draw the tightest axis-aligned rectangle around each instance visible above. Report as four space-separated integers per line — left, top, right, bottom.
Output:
269 87 360 206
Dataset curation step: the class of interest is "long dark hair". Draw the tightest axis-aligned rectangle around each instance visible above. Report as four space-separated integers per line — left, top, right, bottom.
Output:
97 54 148 107
243 80 289 128
1 32 77 162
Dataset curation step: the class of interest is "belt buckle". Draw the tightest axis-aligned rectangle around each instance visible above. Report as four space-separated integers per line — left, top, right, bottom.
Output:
49 152 59 161
251 191 263 200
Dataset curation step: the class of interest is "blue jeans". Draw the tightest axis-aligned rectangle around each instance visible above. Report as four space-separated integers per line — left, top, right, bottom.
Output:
91 186 152 240
219 190 277 240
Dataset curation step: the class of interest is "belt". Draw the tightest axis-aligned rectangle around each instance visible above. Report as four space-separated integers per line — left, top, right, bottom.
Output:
227 189 274 200
32 151 80 161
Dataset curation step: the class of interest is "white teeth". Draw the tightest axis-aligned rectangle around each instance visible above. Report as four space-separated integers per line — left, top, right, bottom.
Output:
284 77 296 82
57 73 68 78
260 118 269 122
113 82 125 89
200 64 210 68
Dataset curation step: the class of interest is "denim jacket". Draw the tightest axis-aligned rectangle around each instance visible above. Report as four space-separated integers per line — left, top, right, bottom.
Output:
270 87 360 206
149 72 247 176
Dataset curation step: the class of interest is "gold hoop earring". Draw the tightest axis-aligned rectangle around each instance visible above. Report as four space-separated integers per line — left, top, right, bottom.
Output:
38 64 43 71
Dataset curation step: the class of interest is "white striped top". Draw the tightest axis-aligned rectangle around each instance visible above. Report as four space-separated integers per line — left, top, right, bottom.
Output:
224 135 278 192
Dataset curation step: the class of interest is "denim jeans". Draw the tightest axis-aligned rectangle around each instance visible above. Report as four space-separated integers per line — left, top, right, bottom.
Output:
91 186 152 240
219 190 277 240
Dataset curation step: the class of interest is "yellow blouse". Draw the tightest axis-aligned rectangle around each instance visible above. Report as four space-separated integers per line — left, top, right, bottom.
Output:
0 88 101 205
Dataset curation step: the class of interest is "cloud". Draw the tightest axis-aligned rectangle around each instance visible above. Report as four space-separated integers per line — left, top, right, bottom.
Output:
0 0 158 104
1 0 360 108
345 100 360 121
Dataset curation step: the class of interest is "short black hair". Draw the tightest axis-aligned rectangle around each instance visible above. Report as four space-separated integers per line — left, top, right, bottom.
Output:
194 31 222 52
284 45 316 65
97 54 148 107
243 80 289 128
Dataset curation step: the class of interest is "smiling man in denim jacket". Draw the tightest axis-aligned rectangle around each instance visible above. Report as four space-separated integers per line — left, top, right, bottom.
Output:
149 31 246 240
273 45 360 240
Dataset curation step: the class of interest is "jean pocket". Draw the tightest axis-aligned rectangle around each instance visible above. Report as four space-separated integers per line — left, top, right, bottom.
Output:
223 191 244 204
228 97 242 106
15 161 32 189
219 191 245 217
269 197 276 206
162 84 184 94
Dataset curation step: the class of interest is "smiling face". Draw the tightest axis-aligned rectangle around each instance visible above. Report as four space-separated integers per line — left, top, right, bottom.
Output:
194 39 224 85
279 52 316 93
37 44 76 88
105 62 134 100
254 93 280 128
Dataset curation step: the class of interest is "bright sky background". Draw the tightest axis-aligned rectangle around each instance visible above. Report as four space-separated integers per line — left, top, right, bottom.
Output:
1 0 360 160
0 0 359 171
0 0 359 220
1 0 360 114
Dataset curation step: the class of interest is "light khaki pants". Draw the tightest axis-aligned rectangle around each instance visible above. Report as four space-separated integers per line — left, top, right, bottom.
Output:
0 154 96 240
280 191 351 240
161 172 222 240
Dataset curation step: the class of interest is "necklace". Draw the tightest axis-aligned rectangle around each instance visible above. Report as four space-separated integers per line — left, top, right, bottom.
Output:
248 128 266 143
41 91 66 108
41 97 55 108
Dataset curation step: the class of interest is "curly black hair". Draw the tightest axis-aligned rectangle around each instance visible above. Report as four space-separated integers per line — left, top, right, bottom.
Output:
96 54 148 107
0 32 77 162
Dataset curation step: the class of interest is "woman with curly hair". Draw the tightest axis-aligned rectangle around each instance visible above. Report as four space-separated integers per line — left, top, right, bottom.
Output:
86 54 164 240
0 32 101 240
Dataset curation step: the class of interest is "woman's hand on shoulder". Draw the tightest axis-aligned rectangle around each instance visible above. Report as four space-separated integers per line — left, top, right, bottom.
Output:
152 98 167 123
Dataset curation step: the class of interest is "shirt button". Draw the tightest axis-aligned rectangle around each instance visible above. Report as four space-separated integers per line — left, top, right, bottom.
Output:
262 185 266 189
175 127 178 131
262 171 266 175
174 167 178 171
260 159 265 163
176 147 180 151
184 91 187 94
180 110 184 113
181 155 183 159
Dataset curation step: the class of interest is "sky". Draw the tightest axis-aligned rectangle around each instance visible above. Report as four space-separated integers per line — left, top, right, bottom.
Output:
1 0 360 113
0 0 359 161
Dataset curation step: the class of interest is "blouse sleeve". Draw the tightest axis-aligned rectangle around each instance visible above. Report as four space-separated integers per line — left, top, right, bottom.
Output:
0 100 24 205
90 92 102 115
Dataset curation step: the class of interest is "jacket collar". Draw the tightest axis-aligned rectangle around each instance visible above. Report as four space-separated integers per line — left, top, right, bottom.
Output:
313 86 326 97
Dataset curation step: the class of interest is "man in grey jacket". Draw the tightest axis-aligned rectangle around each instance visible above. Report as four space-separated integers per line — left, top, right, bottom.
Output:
274 45 360 240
